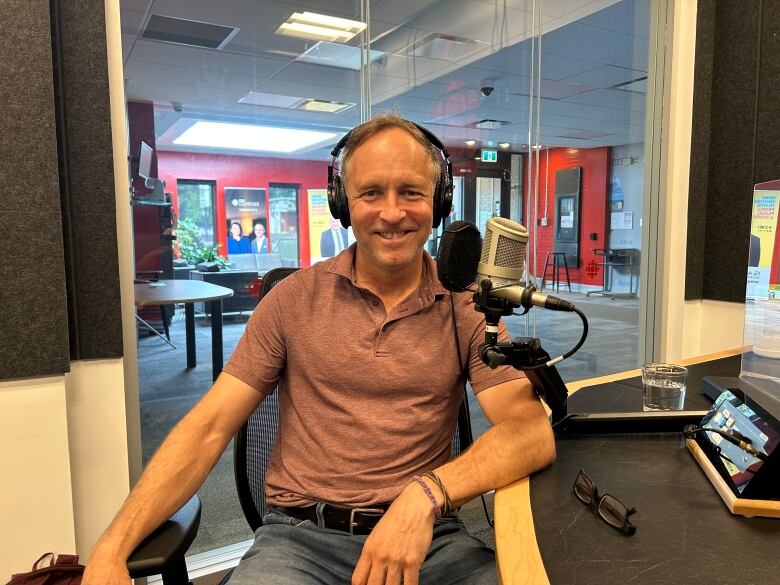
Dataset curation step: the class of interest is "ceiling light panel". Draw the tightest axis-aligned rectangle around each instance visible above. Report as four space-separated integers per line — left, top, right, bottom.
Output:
142 15 239 50
276 12 366 43
173 121 338 153
298 99 355 114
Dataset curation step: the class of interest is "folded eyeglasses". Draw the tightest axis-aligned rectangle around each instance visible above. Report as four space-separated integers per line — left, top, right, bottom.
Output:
573 469 637 536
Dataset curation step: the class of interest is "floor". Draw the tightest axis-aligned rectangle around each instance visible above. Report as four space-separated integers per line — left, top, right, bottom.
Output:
136 289 639 556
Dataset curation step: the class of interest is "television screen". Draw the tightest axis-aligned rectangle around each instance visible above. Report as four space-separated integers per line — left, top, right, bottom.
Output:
138 141 153 180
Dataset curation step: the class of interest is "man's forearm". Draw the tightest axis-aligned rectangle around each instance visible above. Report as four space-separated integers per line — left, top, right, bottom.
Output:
90 410 231 562
434 398 555 509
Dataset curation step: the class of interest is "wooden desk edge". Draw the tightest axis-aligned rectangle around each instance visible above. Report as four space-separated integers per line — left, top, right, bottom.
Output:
495 477 550 585
493 348 744 584
565 347 744 394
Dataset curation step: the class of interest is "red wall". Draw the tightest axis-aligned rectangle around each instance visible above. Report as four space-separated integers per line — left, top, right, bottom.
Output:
157 152 331 268
525 147 610 287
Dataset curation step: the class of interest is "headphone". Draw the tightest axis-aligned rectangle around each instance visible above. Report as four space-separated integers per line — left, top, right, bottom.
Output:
327 122 454 229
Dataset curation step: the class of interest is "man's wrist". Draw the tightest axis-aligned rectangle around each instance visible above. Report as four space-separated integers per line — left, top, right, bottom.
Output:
410 475 444 518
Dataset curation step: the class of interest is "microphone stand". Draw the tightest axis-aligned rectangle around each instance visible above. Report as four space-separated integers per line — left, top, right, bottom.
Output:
474 280 708 434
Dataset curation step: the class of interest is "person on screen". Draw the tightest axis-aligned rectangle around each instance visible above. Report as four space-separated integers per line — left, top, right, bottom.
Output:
83 113 554 585
227 221 251 254
251 221 268 254
320 216 349 257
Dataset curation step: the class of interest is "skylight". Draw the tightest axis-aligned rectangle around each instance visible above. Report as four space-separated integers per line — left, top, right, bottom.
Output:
172 121 338 153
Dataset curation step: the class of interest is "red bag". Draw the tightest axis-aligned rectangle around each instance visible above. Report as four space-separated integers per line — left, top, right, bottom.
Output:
6 553 84 585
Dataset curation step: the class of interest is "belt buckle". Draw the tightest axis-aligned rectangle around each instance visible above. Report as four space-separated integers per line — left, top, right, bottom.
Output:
349 507 385 535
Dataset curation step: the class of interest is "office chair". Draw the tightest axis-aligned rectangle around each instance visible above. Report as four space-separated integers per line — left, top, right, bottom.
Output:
127 267 494 584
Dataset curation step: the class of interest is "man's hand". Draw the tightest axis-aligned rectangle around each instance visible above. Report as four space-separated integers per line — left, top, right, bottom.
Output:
81 556 131 585
352 482 437 585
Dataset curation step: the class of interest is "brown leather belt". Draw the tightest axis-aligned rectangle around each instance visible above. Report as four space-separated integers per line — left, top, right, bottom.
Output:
276 504 390 535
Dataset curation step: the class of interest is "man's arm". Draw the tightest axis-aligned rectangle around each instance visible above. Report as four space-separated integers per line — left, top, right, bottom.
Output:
83 372 267 585
353 377 554 585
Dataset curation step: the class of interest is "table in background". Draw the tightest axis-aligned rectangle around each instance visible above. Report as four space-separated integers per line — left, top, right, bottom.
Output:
135 280 233 381
496 351 780 584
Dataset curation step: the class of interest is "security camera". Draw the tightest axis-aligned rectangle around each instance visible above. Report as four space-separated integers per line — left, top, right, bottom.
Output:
480 86 494 97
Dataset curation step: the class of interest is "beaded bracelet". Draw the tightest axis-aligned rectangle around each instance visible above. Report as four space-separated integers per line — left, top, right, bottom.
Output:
422 471 452 517
412 475 442 517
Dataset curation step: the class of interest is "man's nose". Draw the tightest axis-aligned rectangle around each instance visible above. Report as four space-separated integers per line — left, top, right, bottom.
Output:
379 192 406 223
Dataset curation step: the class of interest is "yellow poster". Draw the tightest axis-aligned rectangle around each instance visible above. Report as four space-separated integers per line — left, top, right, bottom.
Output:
307 189 331 261
747 190 780 298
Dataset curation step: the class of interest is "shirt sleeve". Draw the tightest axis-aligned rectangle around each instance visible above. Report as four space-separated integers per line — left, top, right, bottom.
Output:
222 278 296 396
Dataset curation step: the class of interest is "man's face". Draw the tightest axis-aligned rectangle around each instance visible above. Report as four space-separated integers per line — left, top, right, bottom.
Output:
345 127 434 275
329 217 342 230
254 224 265 238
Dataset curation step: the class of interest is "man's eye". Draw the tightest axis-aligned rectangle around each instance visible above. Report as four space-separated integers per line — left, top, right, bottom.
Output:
404 190 423 198
362 190 380 198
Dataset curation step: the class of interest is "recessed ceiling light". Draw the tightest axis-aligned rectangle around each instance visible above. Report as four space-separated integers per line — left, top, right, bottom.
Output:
172 121 338 153
298 99 354 114
465 139 477 146
276 12 366 43
474 155 482 160
499 142 511 149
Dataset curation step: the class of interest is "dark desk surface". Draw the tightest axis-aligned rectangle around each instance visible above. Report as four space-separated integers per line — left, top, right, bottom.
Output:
530 355 780 585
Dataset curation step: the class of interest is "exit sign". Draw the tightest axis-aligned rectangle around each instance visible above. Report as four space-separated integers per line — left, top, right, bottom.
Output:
481 149 498 163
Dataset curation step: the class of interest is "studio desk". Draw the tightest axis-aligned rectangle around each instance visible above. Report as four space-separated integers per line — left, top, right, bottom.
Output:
494 350 780 585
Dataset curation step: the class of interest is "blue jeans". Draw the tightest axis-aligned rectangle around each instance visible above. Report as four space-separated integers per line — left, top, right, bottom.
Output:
226 506 496 584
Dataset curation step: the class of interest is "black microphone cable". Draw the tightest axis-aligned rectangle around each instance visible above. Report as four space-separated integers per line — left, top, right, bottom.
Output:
516 305 589 370
683 424 768 461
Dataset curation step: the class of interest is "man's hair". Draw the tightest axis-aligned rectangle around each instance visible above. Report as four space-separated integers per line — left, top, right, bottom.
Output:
339 112 441 192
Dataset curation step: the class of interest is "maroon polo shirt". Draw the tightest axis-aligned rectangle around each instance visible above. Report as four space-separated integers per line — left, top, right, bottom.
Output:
223 245 524 507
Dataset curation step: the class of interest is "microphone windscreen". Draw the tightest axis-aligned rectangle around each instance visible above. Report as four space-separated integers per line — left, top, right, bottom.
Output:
437 221 482 292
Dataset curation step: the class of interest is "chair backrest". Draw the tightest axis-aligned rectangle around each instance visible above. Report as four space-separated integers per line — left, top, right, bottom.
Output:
232 267 474 531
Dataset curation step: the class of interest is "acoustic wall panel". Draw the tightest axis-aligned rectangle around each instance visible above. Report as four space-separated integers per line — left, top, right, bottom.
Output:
687 1 780 303
54 0 123 360
0 0 71 378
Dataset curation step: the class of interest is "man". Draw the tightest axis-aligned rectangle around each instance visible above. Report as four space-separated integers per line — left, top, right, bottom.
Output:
251 221 268 254
321 215 349 257
83 114 555 585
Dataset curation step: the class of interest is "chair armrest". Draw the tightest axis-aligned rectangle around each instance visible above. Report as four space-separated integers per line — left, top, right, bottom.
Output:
127 495 202 579
494 478 549 585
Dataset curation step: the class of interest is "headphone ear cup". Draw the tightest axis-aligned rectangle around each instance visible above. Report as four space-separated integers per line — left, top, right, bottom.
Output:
330 175 350 228
432 173 453 228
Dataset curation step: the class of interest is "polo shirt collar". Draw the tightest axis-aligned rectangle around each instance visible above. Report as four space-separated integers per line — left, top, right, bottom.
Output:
328 244 449 302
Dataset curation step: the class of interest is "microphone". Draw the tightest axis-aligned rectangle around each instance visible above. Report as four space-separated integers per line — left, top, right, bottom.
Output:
477 217 575 312
437 221 482 292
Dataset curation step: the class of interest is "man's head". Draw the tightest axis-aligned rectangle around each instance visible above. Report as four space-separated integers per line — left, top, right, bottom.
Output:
329 216 342 230
254 222 265 238
339 113 441 192
343 122 438 277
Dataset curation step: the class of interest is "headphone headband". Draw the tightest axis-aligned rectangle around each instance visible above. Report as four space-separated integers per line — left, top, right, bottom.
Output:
327 120 453 229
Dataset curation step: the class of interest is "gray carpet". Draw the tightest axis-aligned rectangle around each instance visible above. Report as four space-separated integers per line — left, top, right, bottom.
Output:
137 291 638 555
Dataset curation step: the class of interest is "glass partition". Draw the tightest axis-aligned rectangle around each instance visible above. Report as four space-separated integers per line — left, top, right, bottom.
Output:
120 0 664 563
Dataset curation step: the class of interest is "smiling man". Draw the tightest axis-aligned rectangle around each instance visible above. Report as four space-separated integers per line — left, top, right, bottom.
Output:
83 114 555 585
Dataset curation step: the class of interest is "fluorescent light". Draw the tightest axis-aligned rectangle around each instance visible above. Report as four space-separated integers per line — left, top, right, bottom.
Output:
465 139 477 146
172 121 338 153
299 99 354 114
276 11 365 43
293 12 366 32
